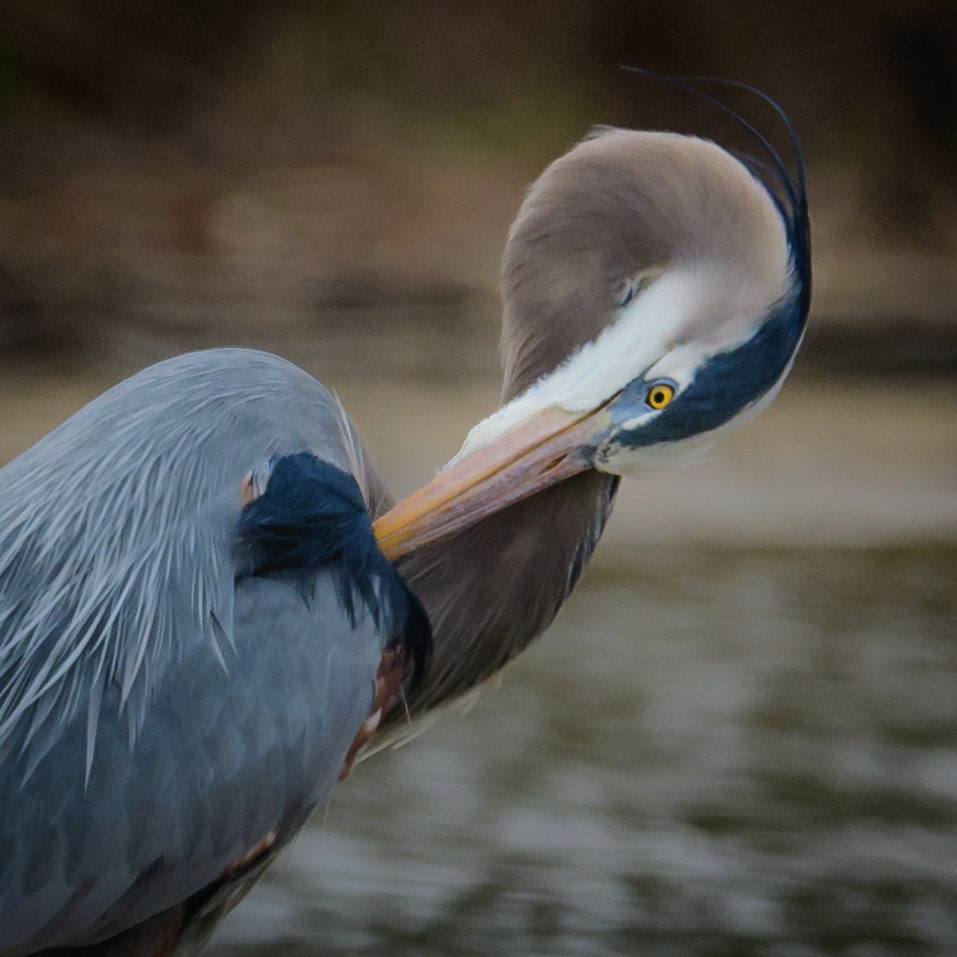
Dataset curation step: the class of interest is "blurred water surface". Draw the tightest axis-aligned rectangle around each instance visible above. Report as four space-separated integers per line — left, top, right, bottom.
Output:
227 365 954 955
208 545 957 957
1 363 955 956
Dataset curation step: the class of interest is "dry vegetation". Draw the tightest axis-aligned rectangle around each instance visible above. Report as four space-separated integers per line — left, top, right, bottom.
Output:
0 1 954 371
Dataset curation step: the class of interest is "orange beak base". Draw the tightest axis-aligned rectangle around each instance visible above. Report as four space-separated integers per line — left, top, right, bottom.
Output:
373 406 612 561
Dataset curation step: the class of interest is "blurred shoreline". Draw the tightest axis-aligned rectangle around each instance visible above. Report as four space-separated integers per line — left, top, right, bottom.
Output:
3 364 954 550
0 123 954 377
1 3 955 375
0 2 954 550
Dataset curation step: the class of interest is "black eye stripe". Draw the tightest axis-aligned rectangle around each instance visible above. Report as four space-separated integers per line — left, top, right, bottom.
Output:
619 291 804 449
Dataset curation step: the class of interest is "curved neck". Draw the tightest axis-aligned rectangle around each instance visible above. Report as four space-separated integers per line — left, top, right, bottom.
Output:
388 470 618 727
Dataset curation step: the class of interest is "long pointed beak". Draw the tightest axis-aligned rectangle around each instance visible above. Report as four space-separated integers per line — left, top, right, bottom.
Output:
373 406 613 561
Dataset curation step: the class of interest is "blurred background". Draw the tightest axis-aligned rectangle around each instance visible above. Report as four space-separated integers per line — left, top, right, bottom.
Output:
1 2 955 954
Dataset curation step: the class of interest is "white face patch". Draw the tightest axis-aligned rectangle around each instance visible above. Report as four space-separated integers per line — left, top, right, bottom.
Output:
449 258 789 468
593 335 801 477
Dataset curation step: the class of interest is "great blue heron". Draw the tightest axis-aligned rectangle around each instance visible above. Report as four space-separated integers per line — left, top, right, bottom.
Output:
0 82 810 955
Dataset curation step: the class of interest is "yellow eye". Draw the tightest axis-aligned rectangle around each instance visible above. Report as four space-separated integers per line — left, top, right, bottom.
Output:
646 383 675 410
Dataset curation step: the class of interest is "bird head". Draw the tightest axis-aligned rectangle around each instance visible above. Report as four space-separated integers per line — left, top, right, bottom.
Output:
375 104 810 559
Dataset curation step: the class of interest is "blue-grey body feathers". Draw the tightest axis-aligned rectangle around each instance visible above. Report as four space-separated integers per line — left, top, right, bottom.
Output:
0 349 409 953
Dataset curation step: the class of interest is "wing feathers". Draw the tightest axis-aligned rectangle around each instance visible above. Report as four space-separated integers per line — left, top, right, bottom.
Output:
0 349 368 778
